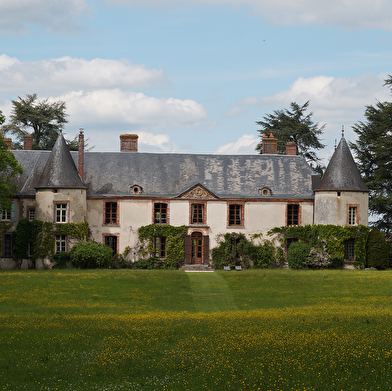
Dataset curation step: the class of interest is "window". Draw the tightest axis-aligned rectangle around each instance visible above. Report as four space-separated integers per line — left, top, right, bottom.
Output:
348 206 357 226
154 236 166 258
287 204 299 226
1 210 11 221
191 204 204 224
344 239 355 261
105 202 118 224
3 234 12 257
55 235 66 253
105 235 118 254
154 203 167 224
229 204 242 226
28 209 35 221
55 204 67 223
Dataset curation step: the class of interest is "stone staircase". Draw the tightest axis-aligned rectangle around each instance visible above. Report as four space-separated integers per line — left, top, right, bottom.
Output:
181 264 215 272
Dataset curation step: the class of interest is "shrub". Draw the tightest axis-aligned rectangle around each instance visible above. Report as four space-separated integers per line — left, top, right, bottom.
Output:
53 252 71 269
366 228 389 270
287 242 311 269
252 243 275 269
70 241 113 269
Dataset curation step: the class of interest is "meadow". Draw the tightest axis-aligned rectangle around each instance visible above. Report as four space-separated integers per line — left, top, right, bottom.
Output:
1 269 392 390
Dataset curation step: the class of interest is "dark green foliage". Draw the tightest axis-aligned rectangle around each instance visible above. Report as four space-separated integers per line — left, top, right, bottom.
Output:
211 233 276 269
255 101 326 173
287 242 311 269
2 94 68 150
12 219 89 266
132 257 178 269
0 135 23 212
350 91 392 232
270 224 370 268
12 218 32 260
366 228 389 270
53 252 71 269
138 224 187 268
70 241 113 269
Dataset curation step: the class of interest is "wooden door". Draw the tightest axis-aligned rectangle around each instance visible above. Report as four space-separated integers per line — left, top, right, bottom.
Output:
191 232 203 264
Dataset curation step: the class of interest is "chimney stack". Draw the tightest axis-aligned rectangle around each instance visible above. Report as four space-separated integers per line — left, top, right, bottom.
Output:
4 137 12 150
78 129 84 181
24 134 33 150
286 141 297 156
120 134 138 152
262 132 278 154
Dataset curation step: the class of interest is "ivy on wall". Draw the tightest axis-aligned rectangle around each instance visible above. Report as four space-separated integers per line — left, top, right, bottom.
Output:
138 224 187 266
268 224 370 268
12 218 88 263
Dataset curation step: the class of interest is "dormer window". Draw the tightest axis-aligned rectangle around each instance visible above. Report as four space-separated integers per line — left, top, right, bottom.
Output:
259 187 271 197
130 185 143 195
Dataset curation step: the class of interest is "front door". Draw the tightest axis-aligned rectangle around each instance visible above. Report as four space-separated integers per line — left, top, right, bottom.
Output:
191 232 203 264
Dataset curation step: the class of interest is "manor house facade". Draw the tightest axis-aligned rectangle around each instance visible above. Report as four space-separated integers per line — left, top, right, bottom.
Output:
1 132 368 268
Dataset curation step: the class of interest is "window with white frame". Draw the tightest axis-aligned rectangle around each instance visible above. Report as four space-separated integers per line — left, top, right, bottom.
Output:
55 235 66 253
348 206 357 226
28 208 35 221
55 204 67 223
1 209 11 221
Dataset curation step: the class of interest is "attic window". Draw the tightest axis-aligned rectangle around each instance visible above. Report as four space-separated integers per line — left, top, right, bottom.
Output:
259 187 271 197
130 185 143 195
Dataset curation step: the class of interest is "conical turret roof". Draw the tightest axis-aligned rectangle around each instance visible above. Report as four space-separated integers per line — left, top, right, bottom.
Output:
35 133 86 189
314 137 368 192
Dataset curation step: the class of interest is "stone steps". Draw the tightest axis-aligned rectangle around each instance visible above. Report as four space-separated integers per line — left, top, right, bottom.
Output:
182 264 215 272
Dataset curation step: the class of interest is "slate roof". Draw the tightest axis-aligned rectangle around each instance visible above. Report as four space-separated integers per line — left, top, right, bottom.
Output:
12 147 317 199
314 137 368 192
35 134 86 189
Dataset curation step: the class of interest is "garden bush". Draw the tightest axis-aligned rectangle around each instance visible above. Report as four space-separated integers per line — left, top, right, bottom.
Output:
287 242 311 269
70 241 113 269
53 251 71 269
366 228 389 269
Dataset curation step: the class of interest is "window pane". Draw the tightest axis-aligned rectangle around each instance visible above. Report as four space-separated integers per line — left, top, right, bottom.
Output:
55 235 66 253
56 204 67 223
154 204 167 224
105 236 117 254
229 205 241 226
287 205 299 226
348 207 357 225
4 234 12 257
192 204 204 224
105 202 117 224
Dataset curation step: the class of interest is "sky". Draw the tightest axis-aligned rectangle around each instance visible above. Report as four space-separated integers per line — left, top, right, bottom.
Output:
1 0 392 165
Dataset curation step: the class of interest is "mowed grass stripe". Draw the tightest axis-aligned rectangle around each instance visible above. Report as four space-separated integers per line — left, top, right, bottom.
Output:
187 272 239 312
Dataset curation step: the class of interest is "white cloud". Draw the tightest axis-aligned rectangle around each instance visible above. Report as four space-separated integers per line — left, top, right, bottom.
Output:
59 89 209 131
0 0 90 35
226 96 258 117
215 134 258 154
106 0 392 30
0 55 166 94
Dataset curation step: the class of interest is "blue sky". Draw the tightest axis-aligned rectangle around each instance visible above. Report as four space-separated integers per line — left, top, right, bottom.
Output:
1 0 392 164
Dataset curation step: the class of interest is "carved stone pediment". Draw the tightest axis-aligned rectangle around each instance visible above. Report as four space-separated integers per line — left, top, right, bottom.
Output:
178 184 218 199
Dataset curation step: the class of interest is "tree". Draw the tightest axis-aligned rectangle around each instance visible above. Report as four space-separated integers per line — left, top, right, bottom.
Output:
2 94 68 150
350 99 392 233
366 228 389 269
255 101 326 173
0 111 23 213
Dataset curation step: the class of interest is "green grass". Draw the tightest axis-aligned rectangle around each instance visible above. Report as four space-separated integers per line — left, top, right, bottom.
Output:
1 269 392 390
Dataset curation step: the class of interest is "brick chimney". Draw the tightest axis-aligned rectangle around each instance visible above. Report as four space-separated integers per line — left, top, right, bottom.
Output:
286 141 297 155
24 134 33 150
120 134 138 152
4 137 12 150
78 129 84 181
262 132 278 154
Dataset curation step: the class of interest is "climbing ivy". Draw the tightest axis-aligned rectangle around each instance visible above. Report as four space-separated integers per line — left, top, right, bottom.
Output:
138 224 187 267
12 218 89 264
268 224 370 268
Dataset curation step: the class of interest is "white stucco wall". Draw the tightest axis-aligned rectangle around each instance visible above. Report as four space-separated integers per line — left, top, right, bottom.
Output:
314 191 368 226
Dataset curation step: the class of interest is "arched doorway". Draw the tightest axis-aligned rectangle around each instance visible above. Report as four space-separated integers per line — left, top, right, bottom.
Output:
191 232 203 264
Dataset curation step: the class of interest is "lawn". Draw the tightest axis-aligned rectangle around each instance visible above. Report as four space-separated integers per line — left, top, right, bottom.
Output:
1 269 392 390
